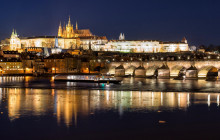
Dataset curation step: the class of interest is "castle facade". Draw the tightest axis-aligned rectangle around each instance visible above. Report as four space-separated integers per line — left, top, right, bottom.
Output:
6 17 189 53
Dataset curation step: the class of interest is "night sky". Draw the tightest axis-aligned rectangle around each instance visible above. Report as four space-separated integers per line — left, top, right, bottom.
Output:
1 0 220 46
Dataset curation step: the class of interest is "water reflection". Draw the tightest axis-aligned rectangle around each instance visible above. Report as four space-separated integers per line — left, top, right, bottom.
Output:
1 88 220 127
1 76 220 93
7 88 54 120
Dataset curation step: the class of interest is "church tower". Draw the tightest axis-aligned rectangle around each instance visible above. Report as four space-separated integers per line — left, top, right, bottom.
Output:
76 21 78 30
10 29 21 50
181 37 187 44
119 33 125 40
66 16 74 38
58 22 63 37
58 17 75 38
58 16 91 38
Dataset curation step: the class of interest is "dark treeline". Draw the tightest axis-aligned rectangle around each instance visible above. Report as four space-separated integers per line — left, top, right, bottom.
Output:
199 44 220 52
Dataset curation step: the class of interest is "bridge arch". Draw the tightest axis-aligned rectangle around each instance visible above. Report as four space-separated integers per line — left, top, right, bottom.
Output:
170 65 186 77
108 66 116 75
198 66 218 78
125 65 136 76
146 65 159 77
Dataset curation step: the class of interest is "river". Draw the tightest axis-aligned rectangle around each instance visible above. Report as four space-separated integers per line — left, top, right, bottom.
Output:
0 76 220 140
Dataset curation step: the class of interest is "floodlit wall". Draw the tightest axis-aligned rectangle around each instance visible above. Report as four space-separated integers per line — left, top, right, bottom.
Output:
98 41 189 53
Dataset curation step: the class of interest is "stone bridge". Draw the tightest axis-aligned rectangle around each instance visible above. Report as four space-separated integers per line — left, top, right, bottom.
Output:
106 61 220 79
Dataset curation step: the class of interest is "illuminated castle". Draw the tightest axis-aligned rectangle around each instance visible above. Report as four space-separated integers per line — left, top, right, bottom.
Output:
5 16 189 53
58 16 92 38
6 16 107 51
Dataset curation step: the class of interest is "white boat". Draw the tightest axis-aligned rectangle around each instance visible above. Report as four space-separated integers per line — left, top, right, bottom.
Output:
54 75 121 84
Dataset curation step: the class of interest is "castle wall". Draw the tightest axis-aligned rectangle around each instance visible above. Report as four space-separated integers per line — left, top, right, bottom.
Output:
95 41 189 53
20 38 79 49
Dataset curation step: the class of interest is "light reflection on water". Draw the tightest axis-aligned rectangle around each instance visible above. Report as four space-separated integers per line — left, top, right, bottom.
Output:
1 88 220 127
1 76 220 93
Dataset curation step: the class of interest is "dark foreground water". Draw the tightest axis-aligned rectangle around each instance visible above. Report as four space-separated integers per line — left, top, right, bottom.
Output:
1 77 220 140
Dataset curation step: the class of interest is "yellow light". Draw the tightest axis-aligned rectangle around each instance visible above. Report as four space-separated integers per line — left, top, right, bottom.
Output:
52 68 55 70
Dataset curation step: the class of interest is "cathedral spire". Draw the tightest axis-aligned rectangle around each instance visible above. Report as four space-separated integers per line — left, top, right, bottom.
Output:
58 22 63 37
11 29 14 38
76 21 78 30
11 29 18 38
15 30 17 36
68 16 71 26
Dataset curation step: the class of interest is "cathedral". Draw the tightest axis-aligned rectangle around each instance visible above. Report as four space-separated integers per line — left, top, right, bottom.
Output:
58 16 92 38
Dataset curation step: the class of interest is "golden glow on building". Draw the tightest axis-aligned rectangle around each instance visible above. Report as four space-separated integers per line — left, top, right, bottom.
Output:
95 40 189 53
10 30 21 50
58 16 92 39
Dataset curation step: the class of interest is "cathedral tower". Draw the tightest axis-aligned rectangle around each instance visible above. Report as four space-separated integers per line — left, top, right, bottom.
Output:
58 22 62 37
65 16 74 38
76 21 78 30
181 37 187 44
119 33 125 40
58 16 92 38
10 29 21 50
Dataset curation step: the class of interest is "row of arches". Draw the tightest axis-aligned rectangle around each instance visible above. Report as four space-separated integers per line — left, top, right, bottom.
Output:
107 65 219 79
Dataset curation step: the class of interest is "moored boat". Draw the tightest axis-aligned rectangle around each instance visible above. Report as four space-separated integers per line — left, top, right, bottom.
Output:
54 75 122 84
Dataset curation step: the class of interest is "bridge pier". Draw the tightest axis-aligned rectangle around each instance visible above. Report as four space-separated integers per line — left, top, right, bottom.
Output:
134 66 146 78
115 65 125 77
157 64 170 79
186 66 198 80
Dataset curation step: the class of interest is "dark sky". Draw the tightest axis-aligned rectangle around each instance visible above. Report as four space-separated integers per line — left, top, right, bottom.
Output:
1 0 220 46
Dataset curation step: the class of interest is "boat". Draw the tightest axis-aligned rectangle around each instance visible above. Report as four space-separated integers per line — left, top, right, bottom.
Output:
54 74 122 84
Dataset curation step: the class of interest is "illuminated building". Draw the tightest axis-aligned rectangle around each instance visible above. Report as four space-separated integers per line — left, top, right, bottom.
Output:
0 61 24 74
58 17 92 38
6 16 107 51
119 33 125 40
10 29 21 50
92 34 189 52
19 36 80 49
95 39 189 53
0 51 20 58
67 49 83 55
5 17 189 53
33 59 46 74
44 54 79 74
